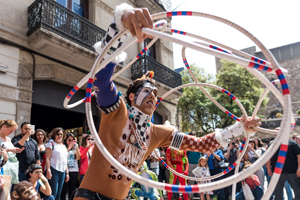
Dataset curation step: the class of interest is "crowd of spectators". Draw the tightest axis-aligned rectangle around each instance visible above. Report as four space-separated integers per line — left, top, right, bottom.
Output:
0 120 94 200
0 119 300 200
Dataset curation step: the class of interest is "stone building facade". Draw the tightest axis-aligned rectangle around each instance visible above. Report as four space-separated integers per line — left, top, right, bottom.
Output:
0 0 181 136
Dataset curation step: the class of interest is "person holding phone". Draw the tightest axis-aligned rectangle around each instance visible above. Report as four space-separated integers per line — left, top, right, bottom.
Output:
61 133 80 200
79 135 94 183
12 121 40 182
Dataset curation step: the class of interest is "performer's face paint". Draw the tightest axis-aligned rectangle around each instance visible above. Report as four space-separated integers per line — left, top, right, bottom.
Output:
134 82 157 114
135 82 157 106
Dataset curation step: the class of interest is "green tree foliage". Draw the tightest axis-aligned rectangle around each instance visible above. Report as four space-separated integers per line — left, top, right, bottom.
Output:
177 64 218 135
177 61 269 134
212 60 268 128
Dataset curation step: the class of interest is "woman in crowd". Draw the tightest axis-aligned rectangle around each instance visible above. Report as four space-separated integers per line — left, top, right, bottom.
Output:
45 127 69 200
0 119 24 185
33 129 47 163
25 164 54 200
61 133 80 200
79 134 94 183
244 139 265 190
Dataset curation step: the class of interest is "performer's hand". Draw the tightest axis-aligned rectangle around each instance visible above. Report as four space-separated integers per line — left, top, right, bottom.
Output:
240 116 261 134
184 170 188 176
122 8 153 42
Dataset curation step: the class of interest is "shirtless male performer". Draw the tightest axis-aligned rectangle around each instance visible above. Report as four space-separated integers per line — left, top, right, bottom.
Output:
73 3 261 200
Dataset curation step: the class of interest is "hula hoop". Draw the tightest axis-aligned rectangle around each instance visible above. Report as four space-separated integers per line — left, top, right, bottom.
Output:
64 10 292 199
152 82 250 181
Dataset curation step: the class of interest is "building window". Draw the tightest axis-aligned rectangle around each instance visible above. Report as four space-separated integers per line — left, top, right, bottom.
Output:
56 0 89 19
143 39 156 59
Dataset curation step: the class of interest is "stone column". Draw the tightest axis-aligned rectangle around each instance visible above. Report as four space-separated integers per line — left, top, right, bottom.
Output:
16 62 33 129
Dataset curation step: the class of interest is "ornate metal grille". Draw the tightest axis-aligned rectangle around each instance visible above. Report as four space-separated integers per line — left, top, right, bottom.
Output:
131 55 182 88
28 0 106 51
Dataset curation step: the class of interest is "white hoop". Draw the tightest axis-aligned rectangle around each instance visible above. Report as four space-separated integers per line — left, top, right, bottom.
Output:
64 11 292 198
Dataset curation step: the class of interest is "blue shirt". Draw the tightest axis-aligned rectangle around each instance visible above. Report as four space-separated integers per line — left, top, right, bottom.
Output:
187 151 202 164
207 149 224 171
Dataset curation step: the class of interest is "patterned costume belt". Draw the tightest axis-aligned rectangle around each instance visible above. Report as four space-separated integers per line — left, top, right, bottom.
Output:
73 188 117 200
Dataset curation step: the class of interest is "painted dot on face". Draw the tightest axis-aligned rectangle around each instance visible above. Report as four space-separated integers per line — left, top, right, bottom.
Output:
112 175 116 180
146 135 149 140
121 149 125 153
122 134 126 140
127 177 131 181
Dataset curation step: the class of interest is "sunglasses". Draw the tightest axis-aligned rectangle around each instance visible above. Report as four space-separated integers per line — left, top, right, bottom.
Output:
87 138 93 141
56 133 63 136
68 139 74 142
33 171 43 174
292 137 296 139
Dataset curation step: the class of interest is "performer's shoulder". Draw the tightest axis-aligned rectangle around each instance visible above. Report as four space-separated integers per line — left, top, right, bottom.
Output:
152 124 174 134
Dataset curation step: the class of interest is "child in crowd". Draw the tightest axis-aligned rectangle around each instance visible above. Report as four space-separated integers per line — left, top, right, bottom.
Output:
192 157 213 200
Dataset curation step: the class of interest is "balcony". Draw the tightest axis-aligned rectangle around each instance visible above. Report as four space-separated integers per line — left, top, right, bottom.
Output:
131 55 182 89
261 117 300 129
27 0 105 71
28 0 105 51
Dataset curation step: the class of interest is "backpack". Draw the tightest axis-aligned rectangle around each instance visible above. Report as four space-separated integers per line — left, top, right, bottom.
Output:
41 142 54 174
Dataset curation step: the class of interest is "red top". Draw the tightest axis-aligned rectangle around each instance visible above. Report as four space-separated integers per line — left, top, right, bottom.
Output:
244 174 260 190
79 146 92 175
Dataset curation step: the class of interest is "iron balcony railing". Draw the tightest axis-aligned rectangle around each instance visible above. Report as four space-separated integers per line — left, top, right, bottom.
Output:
28 0 106 51
131 55 182 89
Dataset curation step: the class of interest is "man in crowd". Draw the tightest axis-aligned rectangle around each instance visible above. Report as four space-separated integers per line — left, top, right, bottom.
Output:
12 122 40 181
267 129 300 200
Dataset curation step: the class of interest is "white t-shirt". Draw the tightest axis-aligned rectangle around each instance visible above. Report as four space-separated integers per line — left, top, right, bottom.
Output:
67 149 79 172
46 142 68 172
150 149 160 169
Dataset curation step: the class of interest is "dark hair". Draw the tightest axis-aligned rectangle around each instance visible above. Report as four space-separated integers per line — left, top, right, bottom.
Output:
50 127 64 140
255 137 264 148
25 164 43 179
64 133 75 148
189 131 196 136
125 71 156 107
82 135 92 147
32 129 46 143
20 121 30 129
249 139 257 149
13 181 33 195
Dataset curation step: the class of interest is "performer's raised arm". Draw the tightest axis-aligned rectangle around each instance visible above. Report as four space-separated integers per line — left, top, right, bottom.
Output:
93 3 153 114
167 117 261 153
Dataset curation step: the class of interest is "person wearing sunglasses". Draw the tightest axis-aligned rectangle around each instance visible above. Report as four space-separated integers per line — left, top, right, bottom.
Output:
61 133 80 200
45 127 69 200
79 134 94 183
25 164 54 200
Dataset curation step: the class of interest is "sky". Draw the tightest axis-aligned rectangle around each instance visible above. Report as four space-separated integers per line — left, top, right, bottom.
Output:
170 0 300 75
